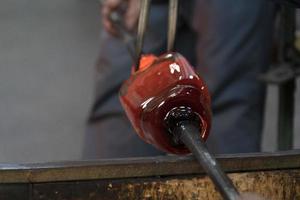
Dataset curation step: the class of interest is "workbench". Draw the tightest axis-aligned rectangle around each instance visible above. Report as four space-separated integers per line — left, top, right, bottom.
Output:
1 150 300 199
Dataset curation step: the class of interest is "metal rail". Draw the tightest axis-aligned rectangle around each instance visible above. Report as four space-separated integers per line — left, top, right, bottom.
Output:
0 150 300 183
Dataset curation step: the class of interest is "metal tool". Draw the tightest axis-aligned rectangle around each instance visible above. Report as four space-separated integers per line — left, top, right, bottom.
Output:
135 0 152 70
106 0 178 71
134 0 178 70
167 0 178 52
175 123 240 199
166 108 240 200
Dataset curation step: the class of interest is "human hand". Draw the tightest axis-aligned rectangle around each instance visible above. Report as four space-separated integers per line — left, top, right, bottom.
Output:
101 0 140 35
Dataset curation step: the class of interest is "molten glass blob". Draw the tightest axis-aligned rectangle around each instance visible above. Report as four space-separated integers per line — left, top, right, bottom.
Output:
119 52 211 154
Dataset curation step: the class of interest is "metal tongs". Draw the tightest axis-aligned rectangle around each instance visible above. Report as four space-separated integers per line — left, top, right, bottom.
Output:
134 0 178 71
108 1 240 199
105 0 178 71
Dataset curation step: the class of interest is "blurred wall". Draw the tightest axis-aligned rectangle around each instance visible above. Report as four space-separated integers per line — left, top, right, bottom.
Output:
0 0 100 163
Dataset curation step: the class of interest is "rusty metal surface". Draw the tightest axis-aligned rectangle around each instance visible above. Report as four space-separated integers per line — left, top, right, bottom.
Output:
102 170 300 200
1 169 300 200
0 150 300 184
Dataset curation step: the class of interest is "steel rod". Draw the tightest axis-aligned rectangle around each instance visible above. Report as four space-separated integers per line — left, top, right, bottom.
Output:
135 0 151 71
167 0 178 52
174 121 240 200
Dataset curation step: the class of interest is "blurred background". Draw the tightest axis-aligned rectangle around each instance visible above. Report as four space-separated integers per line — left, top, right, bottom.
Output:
0 0 299 163
0 0 99 163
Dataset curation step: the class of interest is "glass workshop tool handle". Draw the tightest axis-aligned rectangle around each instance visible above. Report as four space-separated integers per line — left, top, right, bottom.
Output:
174 121 240 200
